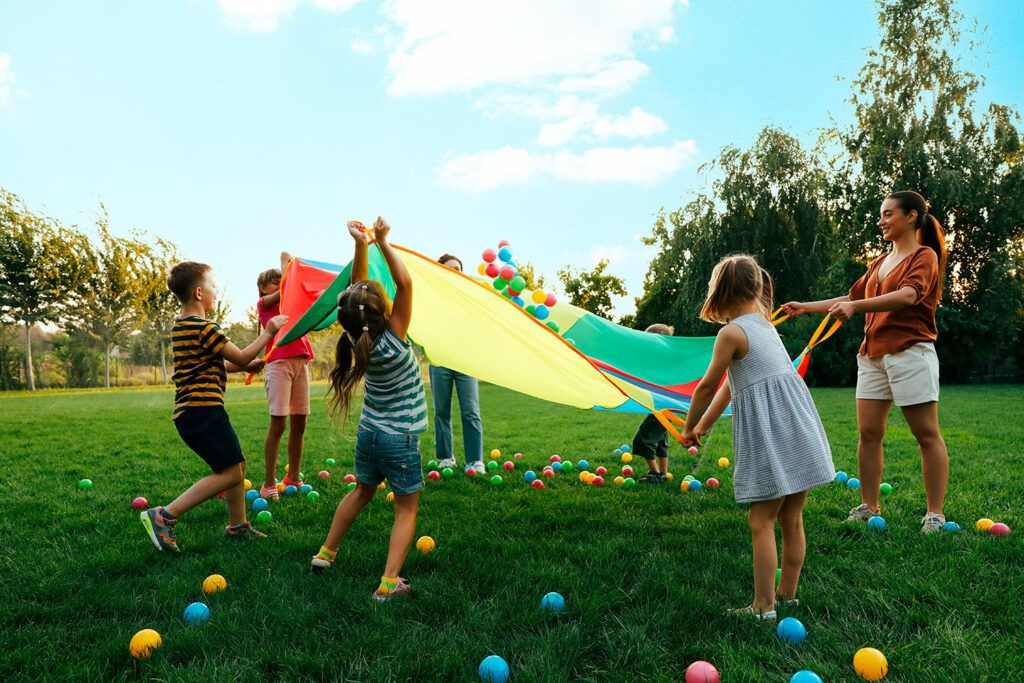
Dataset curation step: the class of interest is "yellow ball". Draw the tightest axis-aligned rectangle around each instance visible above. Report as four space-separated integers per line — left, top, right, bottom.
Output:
717 457 730 468
377 482 387 490
584 472 596 483
613 476 625 486
490 449 501 459
665 472 674 481
202 574 227 595
853 647 888 681
578 471 588 482
386 492 395 503
244 479 252 491
621 453 633 464
477 263 487 276
680 480 691 491
277 482 285 493
976 518 994 532
531 289 546 304
129 629 162 659
415 535 436 554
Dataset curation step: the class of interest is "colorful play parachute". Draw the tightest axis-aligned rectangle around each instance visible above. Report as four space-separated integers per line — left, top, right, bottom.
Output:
272 244 839 438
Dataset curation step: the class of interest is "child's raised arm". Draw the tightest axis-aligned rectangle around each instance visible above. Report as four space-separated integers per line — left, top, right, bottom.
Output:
684 325 744 441
371 216 413 341
219 315 288 369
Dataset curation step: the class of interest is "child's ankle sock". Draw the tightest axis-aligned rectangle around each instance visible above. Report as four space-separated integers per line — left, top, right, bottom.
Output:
377 575 398 594
315 546 337 562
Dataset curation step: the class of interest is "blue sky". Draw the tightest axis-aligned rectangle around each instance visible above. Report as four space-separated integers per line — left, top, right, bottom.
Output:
1 0 1022 322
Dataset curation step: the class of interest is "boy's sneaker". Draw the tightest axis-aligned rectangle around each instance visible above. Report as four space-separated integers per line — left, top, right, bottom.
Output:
639 472 664 484
140 507 180 553
224 522 267 540
282 474 305 489
846 503 880 522
470 461 486 475
921 512 946 534
729 605 777 622
372 577 411 602
437 458 457 470
260 483 280 501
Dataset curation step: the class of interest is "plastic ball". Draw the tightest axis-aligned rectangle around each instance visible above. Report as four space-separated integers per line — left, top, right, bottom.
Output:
284 485 297 496
545 293 557 307
428 470 441 481
578 459 590 470
318 470 330 479
490 475 503 486
976 518 994 532
477 263 487 276
835 471 849 484
244 490 258 503
485 262 500 278
540 592 566 613
550 454 562 463
346 482 357 491
623 477 637 488
596 466 607 476
665 472 674 481
990 522 1011 536
621 453 633 464
276 483 285 494
513 452 523 459
707 478 720 488
442 467 454 479
307 490 320 502
531 289 547 304
533 304 550 320
689 480 704 492
879 482 892 495
478 655 510 683
511 296 524 307
482 248 497 263
498 265 514 281
183 601 211 626
847 478 861 489
256 510 273 524
524 470 537 483
941 521 960 533
688 446 699 455
614 476 625 486
551 461 562 472
131 496 149 509
129 629 162 659
490 449 501 459
591 476 605 487
386 492 395 503
325 458 336 466
790 672 824 683
492 277 507 291
525 304 536 315
776 617 807 643
776 567 782 583
620 444 630 453
498 246 513 262
531 479 545 490
543 468 555 478
244 479 252 490
578 471 588 482
203 574 227 594
410 537 435 556
461 466 475 477
853 647 888 681
510 276 526 293
622 465 633 477
867 515 887 532
78 478 93 490
680 481 691 492
252 497 268 512
684 660 720 683
426 460 439 470
502 461 514 472
614 448 623 456
487 460 499 472
546 321 560 333
561 461 574 472
718 458 730 468
498 239 511 248
297 484 311 493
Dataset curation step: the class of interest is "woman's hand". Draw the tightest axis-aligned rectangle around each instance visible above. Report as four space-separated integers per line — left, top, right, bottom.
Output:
348 221 370 244
828 300 858 322
782 301 809 317
692 422 710 446
681 427 700 447
373 216 391 243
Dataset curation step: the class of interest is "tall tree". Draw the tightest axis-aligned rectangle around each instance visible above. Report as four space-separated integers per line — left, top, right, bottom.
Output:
0 189 92 390
557 259 627 320
137 238 178 383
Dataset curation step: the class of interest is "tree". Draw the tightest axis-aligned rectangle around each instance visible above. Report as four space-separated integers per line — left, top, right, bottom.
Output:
557 259 627 320
137 238 178 383
516 262 548 291
0 189 92 390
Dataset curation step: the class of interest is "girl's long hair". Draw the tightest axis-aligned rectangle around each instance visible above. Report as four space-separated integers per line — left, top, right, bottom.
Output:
887 190 948 297
326 280 391 420
700 254 772 324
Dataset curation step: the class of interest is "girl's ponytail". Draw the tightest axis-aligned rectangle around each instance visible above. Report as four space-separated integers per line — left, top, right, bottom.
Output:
326 280 391 421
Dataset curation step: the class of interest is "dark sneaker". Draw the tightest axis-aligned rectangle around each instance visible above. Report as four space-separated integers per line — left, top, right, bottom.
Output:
141 507 180 553
224 522 267 540
638 472 664 484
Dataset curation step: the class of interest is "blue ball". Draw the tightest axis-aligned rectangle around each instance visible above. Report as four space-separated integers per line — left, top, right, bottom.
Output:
942 521 961 533
183 601 210 626
689 480 703 491
533 304 549 320
776 616 807 643
790 671 823 683
578 459 590 471
478 655 510 683
551 461 563 472
252 497 268 512
284 485 297 496
621 445 630 452
497 247 513 262
834 471 849 484
511 296 524 307
523 470 537 483
614 449 623 456
540 591 566 614
847 477 861 489
300 484 312 493
245 489 259 503
867 515 887 531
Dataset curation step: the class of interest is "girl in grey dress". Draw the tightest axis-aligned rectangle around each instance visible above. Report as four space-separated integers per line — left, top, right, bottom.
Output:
684 255 835 622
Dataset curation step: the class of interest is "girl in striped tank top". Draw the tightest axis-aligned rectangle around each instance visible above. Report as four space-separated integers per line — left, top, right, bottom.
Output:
311 217 428 602
683 255 835 622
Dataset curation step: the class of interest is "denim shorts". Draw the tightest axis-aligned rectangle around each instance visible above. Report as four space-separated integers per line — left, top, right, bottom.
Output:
354 427 424 496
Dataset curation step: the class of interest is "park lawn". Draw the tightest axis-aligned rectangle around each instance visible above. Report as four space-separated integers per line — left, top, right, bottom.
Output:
0 383 1021 682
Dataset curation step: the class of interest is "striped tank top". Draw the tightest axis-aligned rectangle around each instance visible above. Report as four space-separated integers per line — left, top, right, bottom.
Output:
359 327 428 434
170 316 229 420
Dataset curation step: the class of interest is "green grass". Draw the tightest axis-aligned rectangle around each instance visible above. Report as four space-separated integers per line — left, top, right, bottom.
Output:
1 383 1022 681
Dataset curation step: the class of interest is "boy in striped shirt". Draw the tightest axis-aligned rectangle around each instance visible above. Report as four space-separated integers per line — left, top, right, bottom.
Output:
140 261 287 553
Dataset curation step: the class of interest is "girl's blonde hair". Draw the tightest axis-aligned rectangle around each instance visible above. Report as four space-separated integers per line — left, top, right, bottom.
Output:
326 280 392 420
699 254 773 324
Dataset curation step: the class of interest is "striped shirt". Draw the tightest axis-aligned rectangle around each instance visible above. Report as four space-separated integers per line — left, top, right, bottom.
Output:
359 328 428 434
171 316 229 420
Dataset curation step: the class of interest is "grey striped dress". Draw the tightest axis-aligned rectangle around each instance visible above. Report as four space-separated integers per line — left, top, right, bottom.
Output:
359 328 429 435
728 314 835 503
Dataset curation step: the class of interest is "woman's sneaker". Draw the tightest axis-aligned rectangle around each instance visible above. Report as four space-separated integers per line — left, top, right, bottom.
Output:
846 503 880 522
775 597 800 608
437 458 457 470
372 577 411 601
921 512 946 534
140 507 180 553
224 522 267 540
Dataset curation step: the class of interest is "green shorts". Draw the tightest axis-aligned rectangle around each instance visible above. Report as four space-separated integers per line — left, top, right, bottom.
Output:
632 413 668 458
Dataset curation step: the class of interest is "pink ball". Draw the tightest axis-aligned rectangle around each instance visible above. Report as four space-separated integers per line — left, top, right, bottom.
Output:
482 248 497 263
131 496 148 510
545 293 557 307
531 479 545 490
706 478 720 488
596 466 608 476
513 452 523 459
622 465 633 477
543 468 555 478
344 474 356 483
499 265 515 281
485 262 500 278
592 476 605 487
685 660 720 683
550 454 562 463
990 522 1012 536
503 461 514 471
317 470 330 479
427 470 441 481
688 446 699 455
498 240 511 248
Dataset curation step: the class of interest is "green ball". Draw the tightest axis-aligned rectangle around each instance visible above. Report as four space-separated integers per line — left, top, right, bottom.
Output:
307 490 320 502
486 460 499 471
299 472 305 480
77 478 93 490
776 567 782 584
546 321 560 333
490 475 503 486
526 304 536 316
623 477 636 488
256 510 273 524
684 475 695 482
427 460 439 470
325 458 336 466
492 277 508 290
880 482 893 495
346 482 357 491
561 461 574 472
442 467 454 479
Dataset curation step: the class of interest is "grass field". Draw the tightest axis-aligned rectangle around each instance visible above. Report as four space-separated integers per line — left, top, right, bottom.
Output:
1 383 1022 682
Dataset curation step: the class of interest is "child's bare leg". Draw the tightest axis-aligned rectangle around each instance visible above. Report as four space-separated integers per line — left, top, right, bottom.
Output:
383 491 420 579
777 491 808 600
657 456 669 476
264 416 286 487
322 482 377 549
748 498 785 613
287 414 307 480
167 463 245 518
644 457 661 475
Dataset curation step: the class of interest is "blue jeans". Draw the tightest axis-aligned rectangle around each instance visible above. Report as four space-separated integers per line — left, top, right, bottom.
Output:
429 365 483 464
354 426 423 496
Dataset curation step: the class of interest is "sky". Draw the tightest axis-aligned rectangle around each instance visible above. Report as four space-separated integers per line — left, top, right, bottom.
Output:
1 0 1022 322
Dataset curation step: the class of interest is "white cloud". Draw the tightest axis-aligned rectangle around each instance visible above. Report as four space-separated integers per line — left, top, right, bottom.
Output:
218 0 359 32
350 37 374 54
592 107 668 140
589 245 628 266
551 59 649 98
437 140 697 192
0 54 14 104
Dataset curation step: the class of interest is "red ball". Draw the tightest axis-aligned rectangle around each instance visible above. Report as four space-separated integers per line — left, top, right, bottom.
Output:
503 461 514 471
485 262 500 278
465 467 477 476
499 265 515 281
545 293 557 307
543 468 555 478
990 522 1012 536
131 496 148 510
591 476 605 487
498 240 512 248
427 470 441 481
621 465 633 477
513 452 523 459
317 470 330 479
685 660 720 683
596 466 607 476
550 454 562 463
706 478 720 488
531 479 545 490
344 474 356 483
482 248 497 263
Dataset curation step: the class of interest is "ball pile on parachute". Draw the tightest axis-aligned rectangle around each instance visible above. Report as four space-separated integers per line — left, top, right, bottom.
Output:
477 240 561 333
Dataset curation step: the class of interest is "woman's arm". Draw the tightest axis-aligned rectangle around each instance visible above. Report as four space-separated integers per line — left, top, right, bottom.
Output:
372 217 413 340
782 295 850 317
828 286 916 322
684 325 744 440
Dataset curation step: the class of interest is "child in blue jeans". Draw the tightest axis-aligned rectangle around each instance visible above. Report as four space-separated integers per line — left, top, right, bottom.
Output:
310 217 427 601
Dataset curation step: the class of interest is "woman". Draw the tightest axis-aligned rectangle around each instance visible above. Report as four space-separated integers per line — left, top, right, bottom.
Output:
783 191 950 533
430 253 485 474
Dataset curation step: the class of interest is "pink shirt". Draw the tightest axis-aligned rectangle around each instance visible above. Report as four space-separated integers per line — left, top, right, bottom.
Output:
257 297 313 363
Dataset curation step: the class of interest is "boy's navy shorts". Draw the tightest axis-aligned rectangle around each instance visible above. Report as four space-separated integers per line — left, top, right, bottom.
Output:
175 406 246 473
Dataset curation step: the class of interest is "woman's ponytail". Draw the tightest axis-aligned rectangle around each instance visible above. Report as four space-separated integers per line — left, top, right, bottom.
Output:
887 190 947 297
